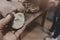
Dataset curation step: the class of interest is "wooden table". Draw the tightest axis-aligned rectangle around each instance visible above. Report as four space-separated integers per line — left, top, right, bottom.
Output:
15 10 48 40
0 1 51 39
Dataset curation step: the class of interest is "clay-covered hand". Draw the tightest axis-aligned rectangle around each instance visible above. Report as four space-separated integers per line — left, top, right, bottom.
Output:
0 13 14 29
3 32 17 40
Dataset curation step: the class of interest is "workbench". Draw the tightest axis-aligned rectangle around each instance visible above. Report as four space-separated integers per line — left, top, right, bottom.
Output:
0 1 53 40
15 10 48 40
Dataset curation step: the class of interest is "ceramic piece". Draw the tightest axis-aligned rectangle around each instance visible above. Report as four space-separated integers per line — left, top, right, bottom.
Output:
12 13 25 29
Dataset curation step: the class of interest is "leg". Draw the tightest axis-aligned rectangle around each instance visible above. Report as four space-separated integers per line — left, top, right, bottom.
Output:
49 12 57 32
52 29 60 38
43 13 57 34
49 23 55 32
44 22 60 40
52 22 60 38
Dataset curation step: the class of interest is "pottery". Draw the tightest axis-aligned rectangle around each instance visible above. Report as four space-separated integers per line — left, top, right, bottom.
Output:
12 13 25 29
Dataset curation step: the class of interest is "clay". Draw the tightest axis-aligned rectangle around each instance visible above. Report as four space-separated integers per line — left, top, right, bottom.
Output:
12 13 25 29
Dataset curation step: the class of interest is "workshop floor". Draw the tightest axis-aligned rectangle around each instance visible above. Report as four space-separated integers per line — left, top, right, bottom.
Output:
21 19 53 40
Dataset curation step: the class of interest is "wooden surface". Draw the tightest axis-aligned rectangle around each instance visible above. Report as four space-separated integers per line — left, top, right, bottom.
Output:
15 11 44 38
0 0 48 38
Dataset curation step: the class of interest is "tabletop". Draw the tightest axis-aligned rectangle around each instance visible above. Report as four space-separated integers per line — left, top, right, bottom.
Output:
15 11 45 37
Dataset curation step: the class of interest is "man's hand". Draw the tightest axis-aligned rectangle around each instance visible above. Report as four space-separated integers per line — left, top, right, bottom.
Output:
0 13 14 29
3 32 17 40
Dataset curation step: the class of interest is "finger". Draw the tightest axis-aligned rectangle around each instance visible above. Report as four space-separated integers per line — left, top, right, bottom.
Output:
11 31 15 34
0 15 12 29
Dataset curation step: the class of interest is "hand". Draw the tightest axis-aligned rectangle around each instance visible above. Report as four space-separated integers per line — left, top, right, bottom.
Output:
3 32 17 40
0 13 14 29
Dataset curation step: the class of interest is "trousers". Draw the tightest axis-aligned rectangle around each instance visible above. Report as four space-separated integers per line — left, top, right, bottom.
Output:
49 3 60 38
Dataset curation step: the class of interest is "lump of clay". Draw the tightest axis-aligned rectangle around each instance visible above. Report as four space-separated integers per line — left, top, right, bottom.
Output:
12 13 25 29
